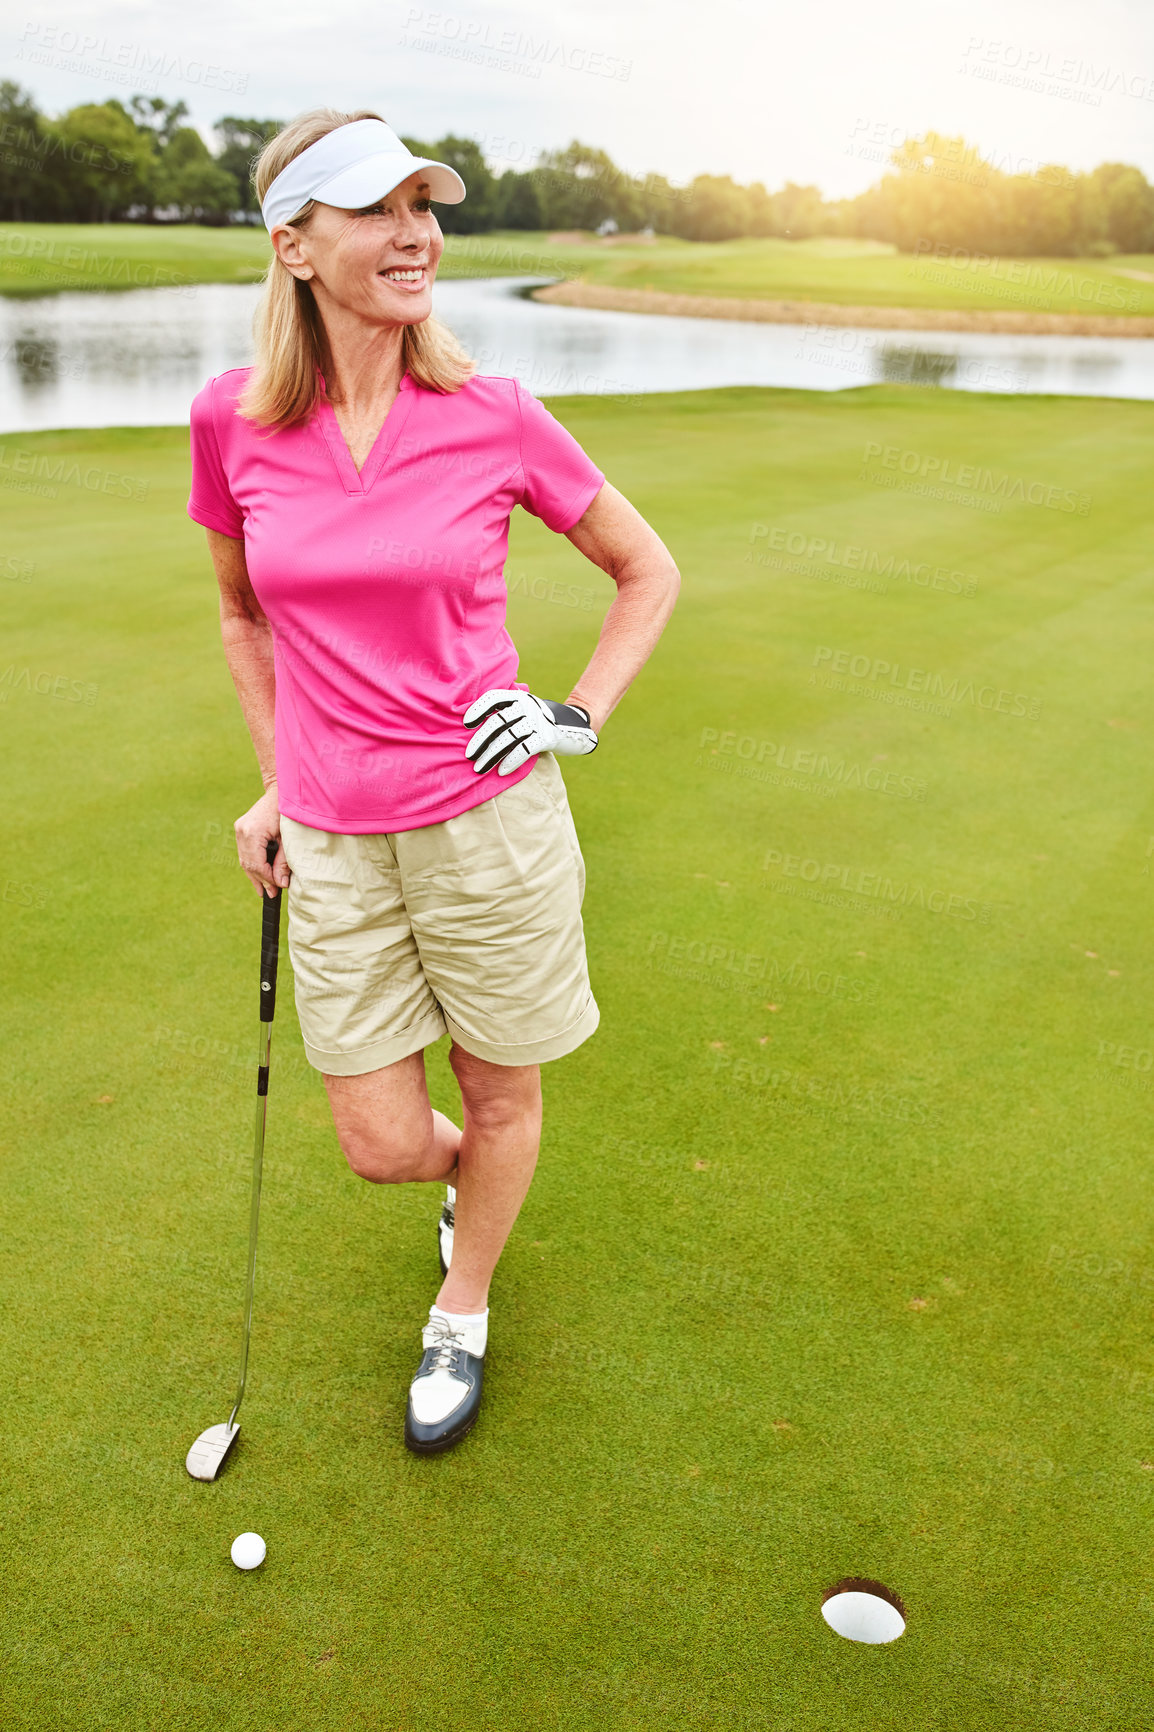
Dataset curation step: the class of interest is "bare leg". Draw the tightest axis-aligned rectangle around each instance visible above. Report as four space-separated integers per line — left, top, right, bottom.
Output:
323 1049 459 1183
322 1043 540 1311
436 1041 542 1315
434 1109 460 1186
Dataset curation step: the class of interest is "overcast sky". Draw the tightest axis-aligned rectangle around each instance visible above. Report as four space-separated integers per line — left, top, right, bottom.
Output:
11 0 1154 198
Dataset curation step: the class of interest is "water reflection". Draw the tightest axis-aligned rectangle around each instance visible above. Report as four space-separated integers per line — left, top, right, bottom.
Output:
0 275 1151 432
1070 350 1125 384
3 332 85 388
879 346 958 387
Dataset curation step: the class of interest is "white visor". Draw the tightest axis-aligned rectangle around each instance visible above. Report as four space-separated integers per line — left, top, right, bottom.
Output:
260 118 466 232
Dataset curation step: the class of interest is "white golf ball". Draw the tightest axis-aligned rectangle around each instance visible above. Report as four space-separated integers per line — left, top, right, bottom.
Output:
230 1531 266 1571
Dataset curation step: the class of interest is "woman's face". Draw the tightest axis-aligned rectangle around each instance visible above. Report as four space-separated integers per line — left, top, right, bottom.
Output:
273 169 445 328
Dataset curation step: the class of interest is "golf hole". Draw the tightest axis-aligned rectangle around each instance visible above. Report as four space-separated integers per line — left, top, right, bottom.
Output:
820 1577 906 1643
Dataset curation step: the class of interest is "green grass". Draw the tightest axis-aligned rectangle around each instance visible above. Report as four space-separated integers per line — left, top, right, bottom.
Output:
3 221 1153 317
0 221 276 293
4 385 1154 1727
0 222 592 296
535 235 1154 318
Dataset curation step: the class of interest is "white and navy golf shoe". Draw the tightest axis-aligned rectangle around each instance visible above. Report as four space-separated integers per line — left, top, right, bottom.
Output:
437 1184 455 1275
404 1307 486 1455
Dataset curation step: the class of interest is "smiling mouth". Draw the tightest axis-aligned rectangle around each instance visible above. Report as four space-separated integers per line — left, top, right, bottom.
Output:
378 266 429 289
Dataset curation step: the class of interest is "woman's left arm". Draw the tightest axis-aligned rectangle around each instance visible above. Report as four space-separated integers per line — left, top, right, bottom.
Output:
560 481 681 734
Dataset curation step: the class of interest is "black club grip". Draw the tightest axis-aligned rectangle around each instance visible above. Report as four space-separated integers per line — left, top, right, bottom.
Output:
260 837 283 1024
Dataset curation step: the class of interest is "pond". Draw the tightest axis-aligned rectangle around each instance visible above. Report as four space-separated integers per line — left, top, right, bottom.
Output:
0 274 1150 433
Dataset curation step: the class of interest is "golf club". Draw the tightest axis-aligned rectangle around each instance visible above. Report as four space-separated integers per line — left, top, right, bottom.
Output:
186 837 283 1480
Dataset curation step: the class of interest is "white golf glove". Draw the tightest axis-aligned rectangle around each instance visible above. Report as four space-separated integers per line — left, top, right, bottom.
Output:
462 688 598 775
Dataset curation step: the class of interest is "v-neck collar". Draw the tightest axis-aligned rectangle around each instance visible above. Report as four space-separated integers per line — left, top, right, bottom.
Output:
315 370 417 497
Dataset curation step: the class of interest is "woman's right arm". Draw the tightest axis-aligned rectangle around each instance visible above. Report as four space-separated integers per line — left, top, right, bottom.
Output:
205 527 291 900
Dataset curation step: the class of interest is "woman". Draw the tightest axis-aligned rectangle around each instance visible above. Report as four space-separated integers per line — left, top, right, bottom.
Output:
188 107 680 1456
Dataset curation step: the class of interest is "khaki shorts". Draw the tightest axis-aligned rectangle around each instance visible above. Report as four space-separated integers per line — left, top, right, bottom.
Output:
278 751 599 1074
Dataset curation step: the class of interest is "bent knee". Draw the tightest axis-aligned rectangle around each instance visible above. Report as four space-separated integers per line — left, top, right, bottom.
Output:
339 1124 435 1184
463 1100 540 1139
457 1085 541 1136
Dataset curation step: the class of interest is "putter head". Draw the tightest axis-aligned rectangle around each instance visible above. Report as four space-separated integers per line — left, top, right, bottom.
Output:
185 1421 240 1481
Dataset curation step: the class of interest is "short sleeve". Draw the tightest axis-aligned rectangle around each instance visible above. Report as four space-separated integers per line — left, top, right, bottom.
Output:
188 376 245 538
514 378 605 534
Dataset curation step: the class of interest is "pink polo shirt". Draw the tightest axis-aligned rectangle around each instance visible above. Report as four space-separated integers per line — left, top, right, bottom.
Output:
187 366 605 833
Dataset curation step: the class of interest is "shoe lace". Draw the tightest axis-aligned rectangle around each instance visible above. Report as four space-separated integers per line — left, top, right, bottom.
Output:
423 1317 464 1373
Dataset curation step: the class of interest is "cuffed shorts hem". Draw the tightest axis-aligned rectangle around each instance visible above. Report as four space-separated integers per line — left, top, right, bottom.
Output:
444 990 600 1066
302 1008 449 1078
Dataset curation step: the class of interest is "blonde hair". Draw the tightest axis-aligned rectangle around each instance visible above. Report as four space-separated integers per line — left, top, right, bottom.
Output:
237 106 478 429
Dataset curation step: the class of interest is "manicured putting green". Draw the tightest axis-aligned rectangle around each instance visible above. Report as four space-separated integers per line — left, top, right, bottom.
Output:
3 382 1153 1728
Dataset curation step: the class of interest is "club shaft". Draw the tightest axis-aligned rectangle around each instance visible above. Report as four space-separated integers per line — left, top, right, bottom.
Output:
221 848 282 1437
228 1016 273 1431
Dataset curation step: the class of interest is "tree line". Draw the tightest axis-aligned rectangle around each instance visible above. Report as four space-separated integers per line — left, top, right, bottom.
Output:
1 81 1151 257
